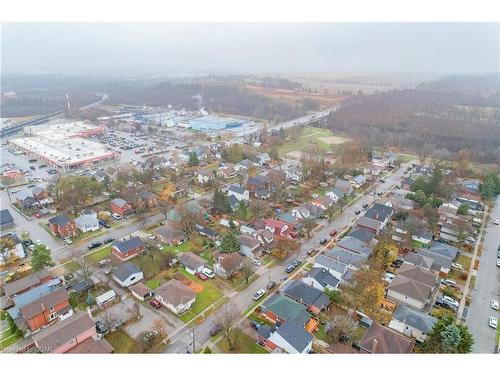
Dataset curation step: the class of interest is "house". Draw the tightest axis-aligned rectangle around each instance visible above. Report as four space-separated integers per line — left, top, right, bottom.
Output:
278 212 302 231
401 177 415 190
326 187 344 202
311 196 333 210
219 166 237 179
439 222 460 242
259 294 313 326
258 319 313 354
255 229 275 251
172 182 190 199
359 322 415 353
351 174 367 188
313 255 348 280
238 234 261 258
137 190 159 208
110 198 133 217
240 224 257 237
75 213 100 233
326 246 369 270
291 205 311 220
179 251 208 275
227 185 249 201
19 287 70 332
129 282 153 301
364 203 394 229
389 304 437 342
348 227 376 244
112 236 144 261
0 209 15 229
427 242 459 261
69 278 96 295
337 236 373 257
302 268 340 292
286 166 302 182
247 175 271 192
96 290 117 306
4 269 52 299
236 159 254 171
197 169 215 184
267 169 286 185
387 264 438 310
264 219 289 237
391 196 415 211
195 224 219 240
335 179 353 196
214 252 245 278
112 263 144 287
15 190 38 208
154 279 195 315
154 224 186 246
283 280 330 314
255 188 272 200
0 233 26 264
32 186 49 201
357 216 384 234
32 311 113 354
411 230 433 246
48 215 78 238
255 152 271 166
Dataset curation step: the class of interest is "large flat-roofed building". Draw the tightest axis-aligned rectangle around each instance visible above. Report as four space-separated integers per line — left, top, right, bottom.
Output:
8 136 116 171
187 115 244 132
23 121 106 138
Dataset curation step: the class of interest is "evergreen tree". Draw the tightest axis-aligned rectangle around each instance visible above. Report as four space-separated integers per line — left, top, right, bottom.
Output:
188 152 200 167
220 231 240 253
31 244 54 271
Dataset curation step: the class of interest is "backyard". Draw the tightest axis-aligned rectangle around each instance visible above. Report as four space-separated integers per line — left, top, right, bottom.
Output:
218 329 268 354
105 329 140 353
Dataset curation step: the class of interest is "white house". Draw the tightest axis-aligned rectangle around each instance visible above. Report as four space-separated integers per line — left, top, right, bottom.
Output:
197 170 214 184
291 205 311 220
75 213 100 233
389 304 437 342
266 320 313 354
227 185 249 201
326 187 344 202
302 268 340 292
112 263 144 288
154 280 195 315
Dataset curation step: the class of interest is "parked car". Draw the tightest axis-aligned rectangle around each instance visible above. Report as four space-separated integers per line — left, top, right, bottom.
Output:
149 299 161 309
251 258 261 266
329 230 338 237
285 264 295 273
252 289 266 301
33 213 41 218
102 191 110 196
145 233 156 240
496 258 500 267
319 238 328 245
210 323 223 337
491 299 499 310
196 272 208 281
95 321 108 334
355 210 361 215
494 219 499 225
29 165 36 170
362 203 369 209
383 272 396 283
63 238 73 245
488 316 498 329
441 279 457 287
99 220 111 228
87 241 102 250
292 259 302 268
443 295 459 309
98 259 111 267
307 248 318 256
103 238 114 244
267 281 277 290
112 213 122 220
451 263 464 271
202 268 215 279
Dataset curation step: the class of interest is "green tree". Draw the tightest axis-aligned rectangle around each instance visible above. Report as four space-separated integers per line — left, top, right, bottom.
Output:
269 146 279 161
188 152 200 167
220 231 240 253
480 172 500 200
86 292 95 306
421 316 473 353
69 291 78 309
55 175 103 213
31 244 54 271
324 289 344 306
457 203 470 215
412 190 428 207
236 200 251 221
371 240 398 270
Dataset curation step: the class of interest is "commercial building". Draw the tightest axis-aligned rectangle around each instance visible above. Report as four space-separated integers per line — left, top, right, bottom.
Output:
187 115 245 132
23 121 106 138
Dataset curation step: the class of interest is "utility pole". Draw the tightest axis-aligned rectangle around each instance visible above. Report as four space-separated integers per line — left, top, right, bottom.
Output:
191 326 196 353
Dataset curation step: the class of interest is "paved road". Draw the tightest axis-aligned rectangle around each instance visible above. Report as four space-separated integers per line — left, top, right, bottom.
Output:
164 161 412 353
467 196 500 353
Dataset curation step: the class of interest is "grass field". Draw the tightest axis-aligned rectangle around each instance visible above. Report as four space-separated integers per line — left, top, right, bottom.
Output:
85 245 112 264
277 127 348 157
456 254 472 271
218 329 268 354
106 329 140 353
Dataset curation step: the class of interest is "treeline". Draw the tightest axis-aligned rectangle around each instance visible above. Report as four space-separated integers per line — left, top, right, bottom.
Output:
106 81 316 122
325 89 500 163
416 74 500 97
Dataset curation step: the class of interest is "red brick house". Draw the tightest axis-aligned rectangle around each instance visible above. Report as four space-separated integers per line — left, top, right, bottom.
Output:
20 288 70 331
3 269 52 299
110 198 133 217
48 215 78 238
112 236 144 261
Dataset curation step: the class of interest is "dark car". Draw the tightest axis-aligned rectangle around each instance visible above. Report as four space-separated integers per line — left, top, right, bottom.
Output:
30 166 36 170
99 220 111 229
362 203 369 209
329 230 338 237
319 238 328 245
355 210 361 215
210 323 223 337
286 264 295 273
379 179 386 183
95 321 108 334
292 259 302 268
87 241 103 250
307 248 318 256
267 281 277 290
103 238 114 244
149 299 161 309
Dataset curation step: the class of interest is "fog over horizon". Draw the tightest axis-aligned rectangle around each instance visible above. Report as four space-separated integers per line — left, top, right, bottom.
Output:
1 23 499 77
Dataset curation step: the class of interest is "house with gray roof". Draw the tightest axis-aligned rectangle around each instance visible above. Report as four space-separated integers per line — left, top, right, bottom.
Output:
75 213 100 233
364 203 394 226
427 242 459 260
0 209 14 229
238 234 261 258
337 236 373 257
326 246 368 270
313 255 348 280
302 268 340 292
348 227 375 244
179 251 208 275
112 263 143 287
111 236 144 261
227 185 249 201
389 304 437 342
262 318 313 354
283 280 330 314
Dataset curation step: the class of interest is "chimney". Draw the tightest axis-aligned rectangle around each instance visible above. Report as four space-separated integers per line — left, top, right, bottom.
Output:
87 306 92 319
371 339 378 353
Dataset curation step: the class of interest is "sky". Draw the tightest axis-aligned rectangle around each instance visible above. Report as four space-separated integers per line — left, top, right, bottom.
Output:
1 23 499 76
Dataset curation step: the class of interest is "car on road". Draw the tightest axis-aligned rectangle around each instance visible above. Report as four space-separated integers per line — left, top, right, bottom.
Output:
306 248 318 256
488 317 498 329
354 210 361 215
292 259 302 268
280 276 288 283
329 230 338 237
195 272 208 281
33 213 42 218
63 238 72 245
111 213 122 220
252 289 266 301
362 204 369 209
494 219 499 225
319 238 328 245
11 188 21 193
251 258 261 266
149 299 161 309
35 239 43 245
99 220 111 228
379 179 386 183
210 323 223 336
202 268 215 279
496 258 500 267
103 238 114 244
267 281 277 290
451 263 464 271
87 241 102 250
383 272 396 283
285 264 295 273
443 295 459 309
491 299 499 310
102 191 110 196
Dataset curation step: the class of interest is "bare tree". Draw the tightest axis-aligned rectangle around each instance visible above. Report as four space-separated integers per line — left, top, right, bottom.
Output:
75 258 92 280
325 315 358 344
220 304 240 351
241 261 253 285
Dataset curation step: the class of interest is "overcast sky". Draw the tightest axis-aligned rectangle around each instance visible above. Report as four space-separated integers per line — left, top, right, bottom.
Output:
1 23 499 76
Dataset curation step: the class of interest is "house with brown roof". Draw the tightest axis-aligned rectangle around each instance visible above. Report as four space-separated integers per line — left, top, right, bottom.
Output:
387 264 438 311
32 311 113 354
129 282 153 301
238 234 262 258
3 269 52 299
359 322 415 353
214 252 245 278
178 251 208 275
20 288 71 332
155 224 187 246
153 279 195 315
48 215 78 238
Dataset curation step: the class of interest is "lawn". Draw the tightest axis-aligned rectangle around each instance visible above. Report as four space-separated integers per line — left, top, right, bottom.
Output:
63 260 82 274
456 254 472 271
85 245 112 264
131 251 171 280
218 329 268 354
411 240 427 249
0 333 22 349
161 240 193 255
178 269 224 323
228 273 258 292
106 329 140 353
276 127 345 157
353 325 368 343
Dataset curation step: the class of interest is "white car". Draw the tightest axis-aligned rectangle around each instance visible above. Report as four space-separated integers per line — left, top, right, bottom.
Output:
494 219 499 225
451 263 464 271
497 258 500 267
102 191 110 196
252 289 266 301
491 300 499 310
11 188 21 193
35 239 43 245
112 213 122 220
441 279 456 287
64 238 73 245
443 295 459 309
145 233 156 240
201 268 215 279
251 259 262 266
488 317 498 329
383 272 396 283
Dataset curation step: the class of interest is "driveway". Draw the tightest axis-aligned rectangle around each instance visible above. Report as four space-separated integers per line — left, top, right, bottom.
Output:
466 196 500 353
